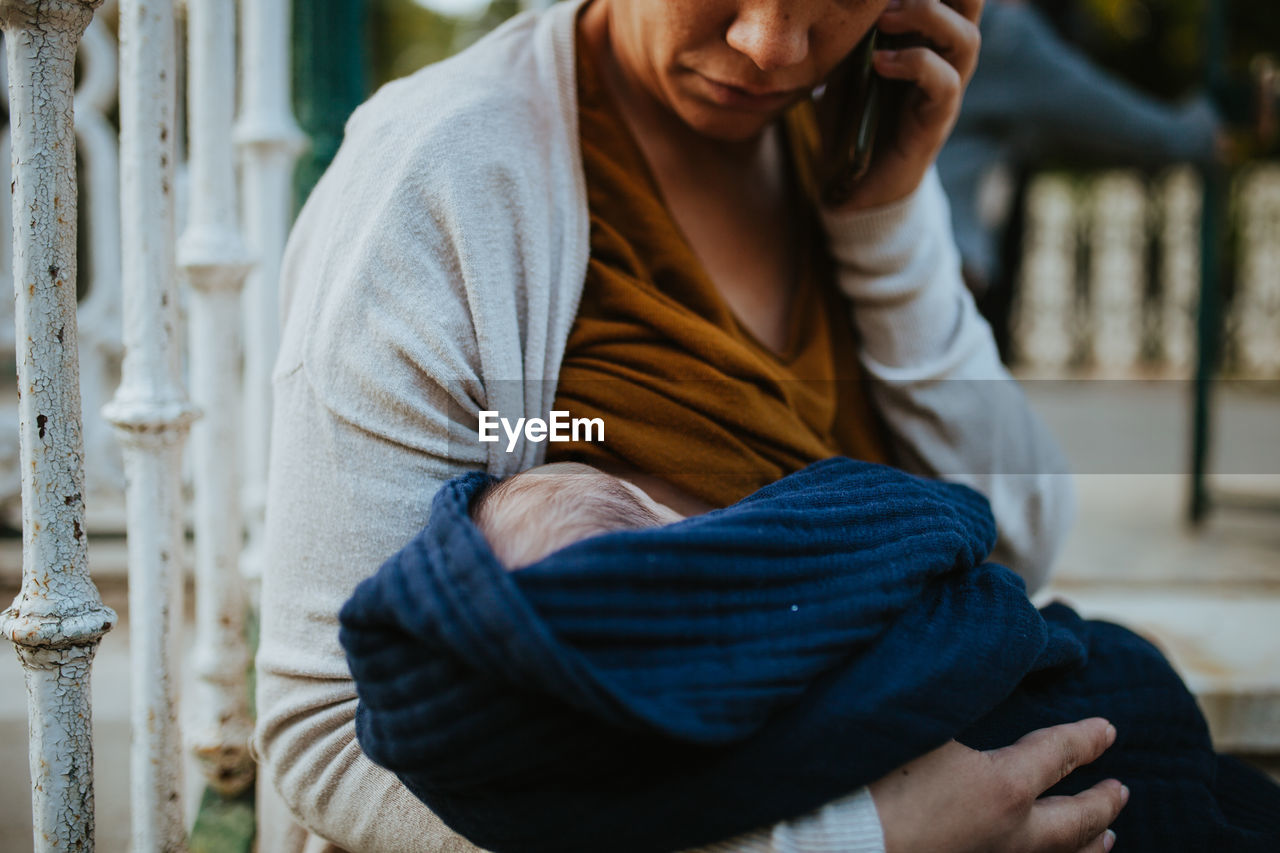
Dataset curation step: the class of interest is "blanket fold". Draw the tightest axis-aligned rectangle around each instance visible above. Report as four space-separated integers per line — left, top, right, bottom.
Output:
340 457 1280 853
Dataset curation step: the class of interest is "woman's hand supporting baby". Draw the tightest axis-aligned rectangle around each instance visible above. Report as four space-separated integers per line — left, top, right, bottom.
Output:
870 718 1128 853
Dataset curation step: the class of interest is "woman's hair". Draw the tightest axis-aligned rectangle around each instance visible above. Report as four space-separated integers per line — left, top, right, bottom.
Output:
471 463 665 569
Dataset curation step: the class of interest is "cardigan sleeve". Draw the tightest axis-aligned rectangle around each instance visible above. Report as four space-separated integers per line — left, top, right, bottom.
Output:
254 365 493 853
252 63 516 852
819 167 1075 594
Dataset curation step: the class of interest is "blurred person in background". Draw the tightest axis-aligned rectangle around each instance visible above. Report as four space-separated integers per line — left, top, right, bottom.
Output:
937 0 1224 345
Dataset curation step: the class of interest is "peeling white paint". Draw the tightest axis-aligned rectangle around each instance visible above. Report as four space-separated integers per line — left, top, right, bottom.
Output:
178 0 254 797
235 0 304 601
103 0 198 848
0 1 115 851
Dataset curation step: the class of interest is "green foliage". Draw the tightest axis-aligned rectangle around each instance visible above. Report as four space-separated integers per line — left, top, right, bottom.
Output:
1069 0 1278 98
186 607 259 853
453 1 523 53
189 784 256 853
369 0 523 87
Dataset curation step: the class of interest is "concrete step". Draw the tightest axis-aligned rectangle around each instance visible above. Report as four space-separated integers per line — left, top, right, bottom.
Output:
1035 471 1280 753
1037 587 1280 752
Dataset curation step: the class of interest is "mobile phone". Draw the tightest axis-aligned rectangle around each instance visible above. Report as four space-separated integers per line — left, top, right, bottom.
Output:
785 29 886 207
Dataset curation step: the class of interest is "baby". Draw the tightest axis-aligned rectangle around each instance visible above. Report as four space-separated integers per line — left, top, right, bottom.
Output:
471 462 685 569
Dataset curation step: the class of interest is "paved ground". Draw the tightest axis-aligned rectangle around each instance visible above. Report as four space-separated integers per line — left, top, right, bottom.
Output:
1029 381 1280 760
1 380 1278 849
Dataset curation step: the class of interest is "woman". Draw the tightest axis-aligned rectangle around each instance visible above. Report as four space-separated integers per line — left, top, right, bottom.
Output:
254 1 1127 851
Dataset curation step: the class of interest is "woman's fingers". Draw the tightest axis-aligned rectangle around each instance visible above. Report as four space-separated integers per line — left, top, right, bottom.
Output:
873 45 962 124
824 0 983 208
877 0 983 82
869 728 1127 853
988 717 1118 797
1029 781 1129 851
1076 829 1119 853
986 720 1128 853
943 0 985 26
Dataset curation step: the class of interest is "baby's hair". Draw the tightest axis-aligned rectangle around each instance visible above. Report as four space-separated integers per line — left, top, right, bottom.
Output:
471 464 665 569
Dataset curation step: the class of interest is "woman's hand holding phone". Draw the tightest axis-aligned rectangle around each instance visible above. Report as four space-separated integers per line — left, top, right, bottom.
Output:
826 0 984 212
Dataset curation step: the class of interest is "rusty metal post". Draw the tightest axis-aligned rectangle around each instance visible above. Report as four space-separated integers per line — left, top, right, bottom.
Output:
0 1 115 851
104 0 200 848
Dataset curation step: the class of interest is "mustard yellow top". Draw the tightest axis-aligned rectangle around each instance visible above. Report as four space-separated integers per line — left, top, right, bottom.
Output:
546 26 890 508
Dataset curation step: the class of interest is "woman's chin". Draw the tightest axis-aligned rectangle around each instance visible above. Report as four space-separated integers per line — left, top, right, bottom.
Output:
673 101 780 143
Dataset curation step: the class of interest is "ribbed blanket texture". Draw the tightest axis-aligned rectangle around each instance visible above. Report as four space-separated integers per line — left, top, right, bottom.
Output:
339 457 1280 852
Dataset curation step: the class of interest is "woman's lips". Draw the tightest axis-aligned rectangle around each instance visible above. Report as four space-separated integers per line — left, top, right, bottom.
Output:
698 75 804 111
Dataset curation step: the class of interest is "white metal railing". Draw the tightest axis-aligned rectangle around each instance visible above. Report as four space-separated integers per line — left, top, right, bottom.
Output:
180 0 255 796
0 2 115 852
1234 165 1280 375
236 0 304 598
0 10 127 535
4 0 300 846
1012 165 1280 377
104 0 196 847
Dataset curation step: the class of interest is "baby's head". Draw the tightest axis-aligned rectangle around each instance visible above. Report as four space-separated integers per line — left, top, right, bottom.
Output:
471 462 684 569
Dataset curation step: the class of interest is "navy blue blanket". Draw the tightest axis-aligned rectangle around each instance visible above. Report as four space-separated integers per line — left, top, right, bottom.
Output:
340 457 1280 852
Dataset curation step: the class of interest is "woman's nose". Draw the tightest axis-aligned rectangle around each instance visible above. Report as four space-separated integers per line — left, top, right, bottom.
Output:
725 5 811 71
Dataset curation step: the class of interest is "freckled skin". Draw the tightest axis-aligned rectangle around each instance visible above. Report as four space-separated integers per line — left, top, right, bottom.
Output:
589 0 888 145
